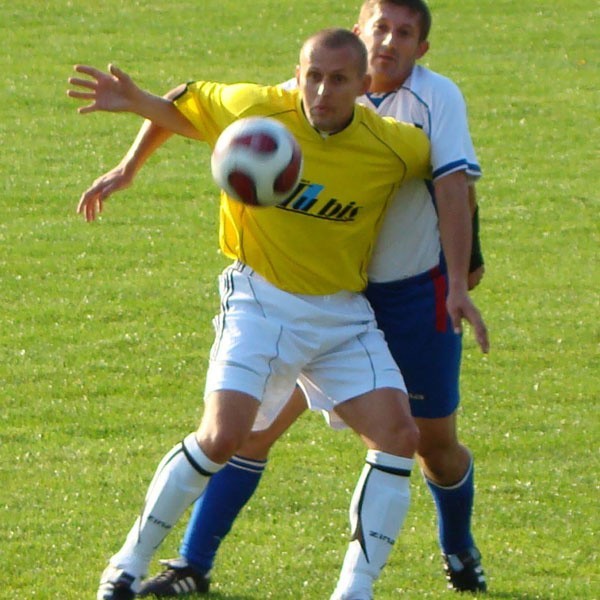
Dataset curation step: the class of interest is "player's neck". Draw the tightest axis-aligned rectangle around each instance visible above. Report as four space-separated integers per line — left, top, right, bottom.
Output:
369 68 413 94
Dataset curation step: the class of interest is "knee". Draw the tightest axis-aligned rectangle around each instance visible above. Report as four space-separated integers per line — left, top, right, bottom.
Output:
239 429 279 460
196 428 247 465
417 440 471 484
414 415 463 467
417 430 465 463
375 418 420 457
401 419 421 455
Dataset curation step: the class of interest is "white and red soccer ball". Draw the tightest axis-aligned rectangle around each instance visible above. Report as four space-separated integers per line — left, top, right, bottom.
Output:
211 117 303 207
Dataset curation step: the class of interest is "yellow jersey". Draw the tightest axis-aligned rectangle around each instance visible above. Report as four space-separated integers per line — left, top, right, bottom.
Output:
175 81 430 294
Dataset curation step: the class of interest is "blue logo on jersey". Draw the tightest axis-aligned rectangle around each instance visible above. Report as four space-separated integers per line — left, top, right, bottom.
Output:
278 181 361 222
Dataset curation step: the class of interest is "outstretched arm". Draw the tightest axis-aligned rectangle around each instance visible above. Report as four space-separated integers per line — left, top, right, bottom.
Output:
69 69 203 221
75 84 196 221
435 170 489 353
77 120 171 221
67 64 198 138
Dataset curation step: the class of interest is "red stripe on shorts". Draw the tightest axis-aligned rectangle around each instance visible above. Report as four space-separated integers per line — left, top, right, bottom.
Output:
430 266 448 332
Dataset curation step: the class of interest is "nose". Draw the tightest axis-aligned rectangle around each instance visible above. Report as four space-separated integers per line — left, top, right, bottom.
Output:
317 82 326 96
383 31 394 47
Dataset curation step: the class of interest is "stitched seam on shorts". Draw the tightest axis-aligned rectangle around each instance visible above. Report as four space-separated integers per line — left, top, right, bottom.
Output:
356 333 377 389
262 325 283 398
211 268 235 360
247 276 267 318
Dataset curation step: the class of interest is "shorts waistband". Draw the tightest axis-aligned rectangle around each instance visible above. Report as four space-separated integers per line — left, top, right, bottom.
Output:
231 260 254 276
367 264 447 291
230 260 270 285
229 261 359 304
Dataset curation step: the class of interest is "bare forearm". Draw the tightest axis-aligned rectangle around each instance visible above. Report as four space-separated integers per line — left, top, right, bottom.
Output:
120 120 173 177
435 171 471 292
128 88 197 138
119 85 199 177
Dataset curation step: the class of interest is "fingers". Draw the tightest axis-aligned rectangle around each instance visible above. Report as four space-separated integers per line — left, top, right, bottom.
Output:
77 197 102 222
67 77 97 90
77 170 129 221
66 90 95 100
476 322 490 354
108 63 125 79
77 192 100 221
67 66 102 112
73 64 107 79
450 310 463 336
447 294 490 354
465 306 490 354
77 181 105 221
472 316 489 354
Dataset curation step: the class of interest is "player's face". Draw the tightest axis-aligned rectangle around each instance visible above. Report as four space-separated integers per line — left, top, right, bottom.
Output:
354 3 429 92
297 44 371 133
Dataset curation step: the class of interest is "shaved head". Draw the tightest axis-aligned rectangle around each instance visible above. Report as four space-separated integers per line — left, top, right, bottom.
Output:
300 28 368 77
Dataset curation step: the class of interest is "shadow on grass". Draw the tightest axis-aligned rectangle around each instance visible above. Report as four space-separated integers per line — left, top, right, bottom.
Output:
184 593 254 600
189 592 253 600
484 593 555 600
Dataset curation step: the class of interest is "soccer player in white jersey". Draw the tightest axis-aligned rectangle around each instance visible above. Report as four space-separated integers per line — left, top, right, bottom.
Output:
127 2 489 598
69 27 487 600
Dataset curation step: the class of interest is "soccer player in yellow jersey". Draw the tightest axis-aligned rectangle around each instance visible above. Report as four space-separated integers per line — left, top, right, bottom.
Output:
68 29 445 600
174 81 427 294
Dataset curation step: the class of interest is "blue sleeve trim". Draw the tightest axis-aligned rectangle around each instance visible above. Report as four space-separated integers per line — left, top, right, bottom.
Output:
433 159 481 180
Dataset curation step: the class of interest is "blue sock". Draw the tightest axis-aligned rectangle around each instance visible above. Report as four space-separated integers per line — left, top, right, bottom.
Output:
425 457 475 555
180 455 266 574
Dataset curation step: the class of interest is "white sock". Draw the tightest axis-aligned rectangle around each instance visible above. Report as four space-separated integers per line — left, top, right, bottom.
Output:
110 433 224 580
331 450 413 600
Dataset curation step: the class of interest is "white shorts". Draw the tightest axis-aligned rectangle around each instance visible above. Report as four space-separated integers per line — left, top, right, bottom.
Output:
205 262 405 430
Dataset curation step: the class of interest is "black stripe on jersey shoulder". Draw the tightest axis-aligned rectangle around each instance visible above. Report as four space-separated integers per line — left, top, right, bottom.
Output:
172 82 197 102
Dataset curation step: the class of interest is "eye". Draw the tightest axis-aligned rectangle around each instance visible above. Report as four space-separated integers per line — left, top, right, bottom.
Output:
371 20 389 34
396 27 414 38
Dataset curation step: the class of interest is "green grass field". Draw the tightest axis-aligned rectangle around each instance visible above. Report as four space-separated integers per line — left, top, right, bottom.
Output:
1 1 598 598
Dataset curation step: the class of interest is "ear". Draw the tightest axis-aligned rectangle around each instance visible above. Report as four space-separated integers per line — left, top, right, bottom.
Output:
352 23 361 36
295 64 301 85
360 73 372 96
416 40 430 60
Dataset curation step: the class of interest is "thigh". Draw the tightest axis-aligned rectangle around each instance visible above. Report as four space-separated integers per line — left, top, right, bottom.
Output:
197 389 260 463
366 273 461 419
334 387 418 456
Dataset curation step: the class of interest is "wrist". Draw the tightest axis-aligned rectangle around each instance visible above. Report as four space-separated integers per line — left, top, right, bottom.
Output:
447 275 469 294
118 156 138 179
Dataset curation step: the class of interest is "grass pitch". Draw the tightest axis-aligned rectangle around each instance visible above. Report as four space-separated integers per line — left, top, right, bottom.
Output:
0 1 598 598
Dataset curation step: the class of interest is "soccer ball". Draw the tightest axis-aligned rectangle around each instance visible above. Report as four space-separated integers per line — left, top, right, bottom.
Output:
211 117 303 207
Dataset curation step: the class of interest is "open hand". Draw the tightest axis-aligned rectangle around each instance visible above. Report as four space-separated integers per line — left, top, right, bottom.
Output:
67 64 141 114
77 163 136 222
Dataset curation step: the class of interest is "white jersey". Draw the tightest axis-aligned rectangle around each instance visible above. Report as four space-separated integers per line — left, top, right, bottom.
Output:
361 65 481 282
280 66 480 282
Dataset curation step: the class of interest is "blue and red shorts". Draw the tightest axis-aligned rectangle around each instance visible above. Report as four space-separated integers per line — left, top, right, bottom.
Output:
365 266 462 419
